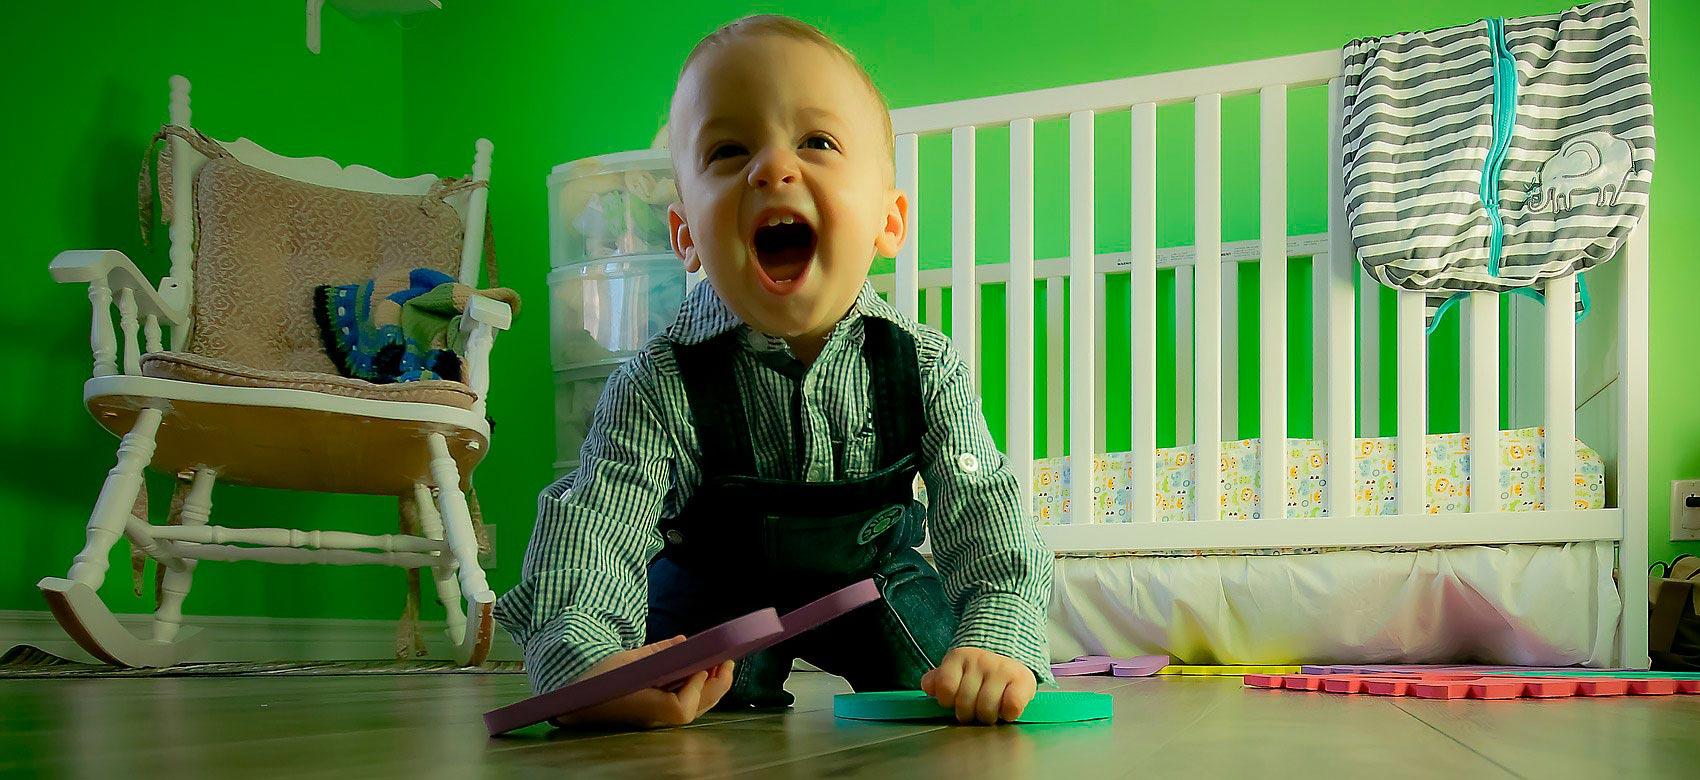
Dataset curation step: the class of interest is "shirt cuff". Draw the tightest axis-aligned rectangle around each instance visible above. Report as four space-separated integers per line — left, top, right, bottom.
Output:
950 589 1055 685
519 612 629 694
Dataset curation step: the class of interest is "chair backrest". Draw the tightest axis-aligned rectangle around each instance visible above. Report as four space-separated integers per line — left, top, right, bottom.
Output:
158 75 492 374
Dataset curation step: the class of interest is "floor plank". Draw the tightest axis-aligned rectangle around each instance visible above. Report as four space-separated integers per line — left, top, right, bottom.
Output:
3 671 1698 778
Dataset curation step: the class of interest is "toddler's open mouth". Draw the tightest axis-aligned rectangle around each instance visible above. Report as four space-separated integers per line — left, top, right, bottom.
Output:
751 209 817 293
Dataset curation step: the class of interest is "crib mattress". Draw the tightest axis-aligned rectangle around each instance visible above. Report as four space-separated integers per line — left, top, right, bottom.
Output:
1048 541 1619 667
1031 426 1604 526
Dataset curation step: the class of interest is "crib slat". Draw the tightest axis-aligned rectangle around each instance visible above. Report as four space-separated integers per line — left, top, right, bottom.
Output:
1095 274 1109 451
1619 217 1650 668
1222 257 1239 439
1131 103 1158 525
894 134 920 320
1396 290 1426 517
1194 94 1222 523
1048 277 1065 459
1324 78 1356 520
951 127 977 388
1258 85 1287 521
926 287 942 329
1069 110 1096 527
1176 266 1194 446
1009 118 1036 506
1545 275 1577 511
1468 292 1500 513
1359 269 1381 437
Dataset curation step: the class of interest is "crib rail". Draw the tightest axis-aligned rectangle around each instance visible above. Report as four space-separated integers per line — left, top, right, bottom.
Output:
878 39 1650 667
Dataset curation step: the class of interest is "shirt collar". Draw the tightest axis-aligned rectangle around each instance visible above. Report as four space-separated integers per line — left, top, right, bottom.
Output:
663 278 901 349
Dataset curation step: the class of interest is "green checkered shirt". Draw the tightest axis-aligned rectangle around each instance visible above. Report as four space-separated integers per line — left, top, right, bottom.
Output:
496 280 1053 693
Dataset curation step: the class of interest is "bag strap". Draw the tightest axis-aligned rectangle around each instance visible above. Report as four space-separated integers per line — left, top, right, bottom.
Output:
423 176 499 286
137 125 232 248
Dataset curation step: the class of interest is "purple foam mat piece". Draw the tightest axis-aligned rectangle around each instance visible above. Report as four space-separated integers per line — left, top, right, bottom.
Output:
1109 655 1170 677
1051 658 1115 676
741 578 884 659
1052 654 1170 678
1299 663 1629 676
483 579 886 736
484 609 783 736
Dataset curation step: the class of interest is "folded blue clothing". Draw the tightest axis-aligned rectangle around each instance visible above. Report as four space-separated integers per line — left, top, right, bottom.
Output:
314 269 462 384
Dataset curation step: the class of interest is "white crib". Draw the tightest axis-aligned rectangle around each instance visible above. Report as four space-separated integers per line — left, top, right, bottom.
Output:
875 14 1651 668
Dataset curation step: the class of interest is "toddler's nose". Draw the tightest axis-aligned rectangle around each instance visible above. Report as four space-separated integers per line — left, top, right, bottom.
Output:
748 148 800 189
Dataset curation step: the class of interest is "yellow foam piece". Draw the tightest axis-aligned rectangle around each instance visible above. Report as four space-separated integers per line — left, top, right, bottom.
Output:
1155 665 1302 676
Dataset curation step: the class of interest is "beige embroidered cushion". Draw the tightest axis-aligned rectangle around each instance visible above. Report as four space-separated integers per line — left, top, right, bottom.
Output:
140 352 478 410
187 157 464 374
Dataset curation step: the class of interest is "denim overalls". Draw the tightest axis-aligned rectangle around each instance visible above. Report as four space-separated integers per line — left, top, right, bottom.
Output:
646 318 957 709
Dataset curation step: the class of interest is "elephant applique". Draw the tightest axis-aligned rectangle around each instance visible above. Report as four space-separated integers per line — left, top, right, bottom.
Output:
1524 130 1633 213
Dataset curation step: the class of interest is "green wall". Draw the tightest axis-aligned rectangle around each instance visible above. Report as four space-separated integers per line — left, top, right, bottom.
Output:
2 2 415 618
6 0 1695 625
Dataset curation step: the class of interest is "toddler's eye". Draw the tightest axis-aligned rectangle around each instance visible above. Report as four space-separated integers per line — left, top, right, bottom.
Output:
800 135 837 151
707 143 747 163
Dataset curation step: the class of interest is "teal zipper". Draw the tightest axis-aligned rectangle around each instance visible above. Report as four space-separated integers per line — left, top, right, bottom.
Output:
1431 17 1588 334
1480 16 1518 276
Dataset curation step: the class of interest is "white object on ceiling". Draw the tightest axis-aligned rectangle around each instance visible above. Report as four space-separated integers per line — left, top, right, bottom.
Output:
306 0 444 54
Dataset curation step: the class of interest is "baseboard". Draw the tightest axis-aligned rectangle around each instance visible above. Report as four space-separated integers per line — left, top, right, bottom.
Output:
0 609 521 664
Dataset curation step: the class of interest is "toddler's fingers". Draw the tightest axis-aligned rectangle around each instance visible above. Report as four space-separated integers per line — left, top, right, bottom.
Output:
974 677 1010 725
927 663 963 707
656 669 710 727
953 669 984 724
697 661 735 717
1000 673 1036 722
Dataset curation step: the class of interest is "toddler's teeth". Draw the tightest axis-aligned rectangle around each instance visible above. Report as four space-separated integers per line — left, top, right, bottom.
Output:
781 216 794 224
766 217 781 227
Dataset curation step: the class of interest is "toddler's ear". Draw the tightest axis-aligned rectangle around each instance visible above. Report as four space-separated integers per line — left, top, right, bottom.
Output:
874 189 909 259
668 203 701 273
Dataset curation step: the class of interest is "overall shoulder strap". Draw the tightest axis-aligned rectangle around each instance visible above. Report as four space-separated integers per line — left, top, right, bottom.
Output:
860 318 923 466
669 333 756 478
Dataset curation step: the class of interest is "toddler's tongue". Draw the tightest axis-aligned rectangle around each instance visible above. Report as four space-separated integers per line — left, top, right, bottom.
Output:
754 221 816 282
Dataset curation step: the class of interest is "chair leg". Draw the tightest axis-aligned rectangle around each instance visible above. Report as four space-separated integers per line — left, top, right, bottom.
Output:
426 433 493 666
67 407 162 588
412 482 469 652
153 468 215 642
40 406 207 667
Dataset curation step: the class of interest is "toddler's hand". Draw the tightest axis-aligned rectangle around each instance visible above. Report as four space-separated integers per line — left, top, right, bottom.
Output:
550 636 735 730
919 646 1037 725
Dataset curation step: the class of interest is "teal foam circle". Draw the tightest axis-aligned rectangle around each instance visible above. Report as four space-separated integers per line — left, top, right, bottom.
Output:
833 690 1112 723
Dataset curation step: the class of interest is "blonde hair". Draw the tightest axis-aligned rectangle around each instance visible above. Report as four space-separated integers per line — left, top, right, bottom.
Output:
672 15 894 181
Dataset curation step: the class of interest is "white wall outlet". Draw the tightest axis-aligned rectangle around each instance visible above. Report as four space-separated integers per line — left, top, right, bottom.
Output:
479 525 498 569
1670 481 1700 541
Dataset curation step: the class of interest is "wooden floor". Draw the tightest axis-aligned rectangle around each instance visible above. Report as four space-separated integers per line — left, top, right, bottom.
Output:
4 671 1699 778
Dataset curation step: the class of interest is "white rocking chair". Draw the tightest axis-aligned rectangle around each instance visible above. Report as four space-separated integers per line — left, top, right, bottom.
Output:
39 75 508 667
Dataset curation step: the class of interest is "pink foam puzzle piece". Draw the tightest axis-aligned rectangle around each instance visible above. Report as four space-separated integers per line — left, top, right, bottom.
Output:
484 579 884 736
1252 672 1700 701
1627 678 1678 695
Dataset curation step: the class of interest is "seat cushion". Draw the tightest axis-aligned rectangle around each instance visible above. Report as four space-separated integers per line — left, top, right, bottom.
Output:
140 352 478 410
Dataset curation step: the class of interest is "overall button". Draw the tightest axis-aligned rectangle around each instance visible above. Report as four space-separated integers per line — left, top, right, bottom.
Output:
665 530 685 545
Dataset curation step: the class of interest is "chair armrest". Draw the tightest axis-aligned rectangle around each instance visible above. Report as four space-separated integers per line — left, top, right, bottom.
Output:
458 295 512 418
461 294 512 331
50 250 188 327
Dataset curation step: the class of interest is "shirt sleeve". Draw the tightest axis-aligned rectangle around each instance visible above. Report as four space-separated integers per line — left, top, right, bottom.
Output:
917 339 1056 684
493 360 672 694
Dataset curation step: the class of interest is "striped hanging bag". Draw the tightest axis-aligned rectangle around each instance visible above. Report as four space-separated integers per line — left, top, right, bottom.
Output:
1340 0 1653 329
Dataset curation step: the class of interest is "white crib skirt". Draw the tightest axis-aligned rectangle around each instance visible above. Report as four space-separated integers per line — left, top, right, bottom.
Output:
1047 542 1620 667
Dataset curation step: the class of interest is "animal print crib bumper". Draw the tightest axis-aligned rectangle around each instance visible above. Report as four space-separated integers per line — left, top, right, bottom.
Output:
1341 0 1653 328
1025 427 1605 526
